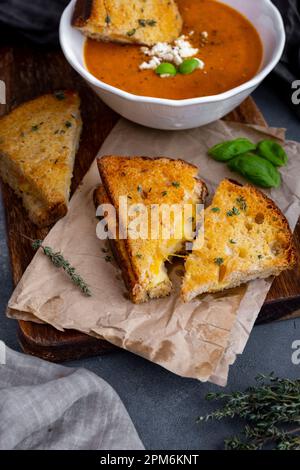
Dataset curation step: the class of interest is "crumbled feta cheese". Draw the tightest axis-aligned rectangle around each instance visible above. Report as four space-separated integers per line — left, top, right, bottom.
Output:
139 56 161 70
139 35 204 72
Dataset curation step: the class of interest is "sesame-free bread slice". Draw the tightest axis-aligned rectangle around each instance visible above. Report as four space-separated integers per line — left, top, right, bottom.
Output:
72 0 182 46
182 179 297 302
0 91 82 227
97 155 207 303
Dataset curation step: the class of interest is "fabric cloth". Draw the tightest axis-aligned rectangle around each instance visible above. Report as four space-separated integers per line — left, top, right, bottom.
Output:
0 345 144 450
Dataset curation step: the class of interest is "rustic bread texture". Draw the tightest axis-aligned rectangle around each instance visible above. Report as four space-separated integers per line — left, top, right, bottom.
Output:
182 179 297 302
0 91 82 227
72 0 183 46
96 155 208 303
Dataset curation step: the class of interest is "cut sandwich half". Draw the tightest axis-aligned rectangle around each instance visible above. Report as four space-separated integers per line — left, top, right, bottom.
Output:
0 91 82 227
72 0 183 46
96 155 207 303
182 179 297 302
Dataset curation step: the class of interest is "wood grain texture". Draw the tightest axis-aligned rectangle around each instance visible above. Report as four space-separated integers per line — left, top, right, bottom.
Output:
1 46 299 362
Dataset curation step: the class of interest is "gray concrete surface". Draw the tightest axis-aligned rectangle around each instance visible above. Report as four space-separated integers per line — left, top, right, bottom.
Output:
1 81 300 450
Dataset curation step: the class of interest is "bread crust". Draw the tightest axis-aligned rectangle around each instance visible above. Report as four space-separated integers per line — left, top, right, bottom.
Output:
72 0 94 27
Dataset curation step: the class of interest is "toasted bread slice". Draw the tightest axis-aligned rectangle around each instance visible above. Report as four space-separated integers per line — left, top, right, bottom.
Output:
182 179 297 302
0 91 82 227
72 0 182 46
97 156 207 303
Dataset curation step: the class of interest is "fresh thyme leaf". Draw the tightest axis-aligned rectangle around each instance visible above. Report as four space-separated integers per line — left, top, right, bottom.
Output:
236 196 247 211
127 28 136 37
136 253 143 259
137 185 143 193
227 207 240 217
162 191 168 197
198 374 300 450
138 19 146 27
54 91 65 101
32 240 91 297
65 121 72 128
214 257 224 266
211 207 220 213
229 239 237 244
172 182 180 188
105 14 111 24
258 254 263 259
31 125 39 131
146 19 157 26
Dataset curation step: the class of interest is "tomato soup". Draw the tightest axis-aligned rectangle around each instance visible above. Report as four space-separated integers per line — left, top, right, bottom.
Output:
84 0 263 100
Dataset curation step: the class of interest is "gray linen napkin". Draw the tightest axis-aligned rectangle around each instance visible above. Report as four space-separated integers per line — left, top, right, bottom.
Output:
0 344 144 450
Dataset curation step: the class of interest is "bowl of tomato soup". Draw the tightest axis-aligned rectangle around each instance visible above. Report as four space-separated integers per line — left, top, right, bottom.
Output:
60 0 285 130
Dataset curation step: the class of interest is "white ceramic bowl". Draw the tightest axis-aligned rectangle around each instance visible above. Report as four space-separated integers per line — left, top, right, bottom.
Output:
60 0 285 130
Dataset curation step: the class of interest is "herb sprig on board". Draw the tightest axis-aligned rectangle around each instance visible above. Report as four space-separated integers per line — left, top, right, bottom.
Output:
32 240 91 297
198 374 300 450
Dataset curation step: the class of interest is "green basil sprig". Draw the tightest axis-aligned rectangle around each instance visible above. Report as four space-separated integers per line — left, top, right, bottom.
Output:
207 137 288 189
228 153 281 188
208 138 256 162
256 140 288 167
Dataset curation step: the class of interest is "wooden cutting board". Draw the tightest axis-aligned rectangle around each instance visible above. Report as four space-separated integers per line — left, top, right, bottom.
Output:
1 46 300 362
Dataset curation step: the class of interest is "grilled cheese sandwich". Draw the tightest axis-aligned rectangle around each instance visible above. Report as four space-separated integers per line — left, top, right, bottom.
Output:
0 91 82 227
182 179 297 302
72 0 183 46
96 155 207 303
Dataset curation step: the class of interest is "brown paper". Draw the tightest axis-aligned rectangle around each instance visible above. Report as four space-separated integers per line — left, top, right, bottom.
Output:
7 120 300 385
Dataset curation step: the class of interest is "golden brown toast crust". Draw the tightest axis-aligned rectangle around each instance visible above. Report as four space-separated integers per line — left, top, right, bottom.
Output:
72 0 183 46
94 185 145 303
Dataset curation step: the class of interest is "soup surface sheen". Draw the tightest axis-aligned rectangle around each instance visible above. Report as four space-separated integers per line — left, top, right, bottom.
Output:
84 0 263 100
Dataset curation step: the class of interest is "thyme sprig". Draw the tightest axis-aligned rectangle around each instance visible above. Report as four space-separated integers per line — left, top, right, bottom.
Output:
198 373 300 450
32 240 92 297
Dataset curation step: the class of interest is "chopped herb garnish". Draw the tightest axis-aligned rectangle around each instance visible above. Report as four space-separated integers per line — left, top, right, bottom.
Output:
31 125 39 131
138 19 146 27
162 191 168 197
137 185 143 193
214 257 224 266
211 207 220 213
127 28 136 37
236 196 247 211
105 15 111 24
54 91 65 101
105 255 113 263
146 19 157 26
229 239 237 244
172 182 180 188
127 195 132 200
136 253 143 259
258 254 263 259
227 207 240 217
65 121 72 128
54 129 59 134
